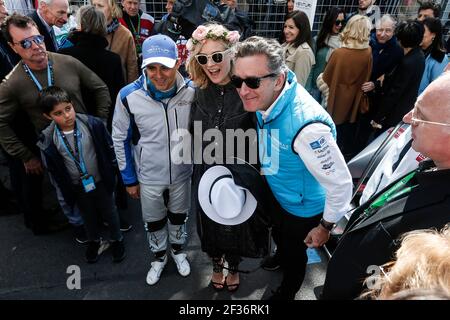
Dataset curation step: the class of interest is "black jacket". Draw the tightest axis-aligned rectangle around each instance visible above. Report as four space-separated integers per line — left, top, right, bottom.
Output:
58 32 125 129
0 32 20 81
37 114 118 207
189 82 271 259
322 160 450 300
369 33 403 83
373 47 425 128
28 11 57 52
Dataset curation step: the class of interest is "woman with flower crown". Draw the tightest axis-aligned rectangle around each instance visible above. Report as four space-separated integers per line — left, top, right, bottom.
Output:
187 23 272 293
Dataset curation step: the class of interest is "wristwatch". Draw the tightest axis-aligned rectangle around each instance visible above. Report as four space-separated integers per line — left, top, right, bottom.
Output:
320 218 335 231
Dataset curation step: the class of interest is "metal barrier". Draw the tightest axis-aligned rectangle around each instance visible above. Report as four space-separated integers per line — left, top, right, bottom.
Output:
5 0 450 39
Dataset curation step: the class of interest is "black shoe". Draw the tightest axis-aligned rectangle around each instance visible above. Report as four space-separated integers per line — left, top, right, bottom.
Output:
261 253 281 271
74 225 88 244
111 239 125 263
86 241 101 263
103 220 133 232
119 219 132 232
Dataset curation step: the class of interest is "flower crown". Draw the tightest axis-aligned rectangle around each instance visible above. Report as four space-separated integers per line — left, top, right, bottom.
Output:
186 25 240 52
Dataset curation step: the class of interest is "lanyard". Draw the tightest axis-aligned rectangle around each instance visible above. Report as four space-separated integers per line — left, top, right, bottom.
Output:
128 14 141 39
23 60 54 92
128 14 142 53
57 124 88 177
363 170 418 218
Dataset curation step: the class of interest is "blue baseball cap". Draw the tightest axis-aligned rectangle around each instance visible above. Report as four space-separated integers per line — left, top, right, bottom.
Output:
141 34 178 69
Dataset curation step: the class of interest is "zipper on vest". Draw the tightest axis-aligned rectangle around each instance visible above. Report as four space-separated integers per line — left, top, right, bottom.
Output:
162 102 172 184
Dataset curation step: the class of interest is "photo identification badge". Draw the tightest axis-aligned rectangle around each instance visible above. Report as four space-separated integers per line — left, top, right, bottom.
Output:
81 174 96 193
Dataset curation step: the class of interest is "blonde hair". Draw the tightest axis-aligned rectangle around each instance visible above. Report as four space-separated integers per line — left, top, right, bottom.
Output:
90 0 122 19
186 23 237 89
362 225 450 300
340 14 371 46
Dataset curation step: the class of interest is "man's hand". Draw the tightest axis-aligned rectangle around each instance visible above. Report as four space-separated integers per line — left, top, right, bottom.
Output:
361 81 375 93
23 157 43 175
126 185 140 199
304 225 330 248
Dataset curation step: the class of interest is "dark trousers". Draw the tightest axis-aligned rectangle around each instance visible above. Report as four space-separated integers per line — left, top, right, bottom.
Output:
336 122 357 161
9 159 62 233
75 182 122 242
279 209 321 299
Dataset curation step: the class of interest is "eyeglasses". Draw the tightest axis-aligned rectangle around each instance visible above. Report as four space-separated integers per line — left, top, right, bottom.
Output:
335 19 345 26
231 73 277 89
195 50 229 65
411 107 450 127
13 35 45 49
376 28 393 34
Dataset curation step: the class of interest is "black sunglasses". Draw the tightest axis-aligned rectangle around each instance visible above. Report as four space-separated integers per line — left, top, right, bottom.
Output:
195 50 228 65
335 19 345 26
14 35 45 49
231 73 277 89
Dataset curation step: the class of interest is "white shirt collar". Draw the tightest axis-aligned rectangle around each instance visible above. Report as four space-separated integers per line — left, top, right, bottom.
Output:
259 80 289 120
37 9 53 31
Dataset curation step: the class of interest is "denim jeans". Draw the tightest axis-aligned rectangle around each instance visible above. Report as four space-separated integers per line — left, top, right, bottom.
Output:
74 181 122 242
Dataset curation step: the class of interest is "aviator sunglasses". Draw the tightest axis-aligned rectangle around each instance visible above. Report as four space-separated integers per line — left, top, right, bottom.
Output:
195 50 229 65
231 73 277 89
334 19 345 26
13 35 45 49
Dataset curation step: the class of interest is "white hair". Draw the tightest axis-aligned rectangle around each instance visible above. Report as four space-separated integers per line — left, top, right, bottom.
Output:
375 14 396 29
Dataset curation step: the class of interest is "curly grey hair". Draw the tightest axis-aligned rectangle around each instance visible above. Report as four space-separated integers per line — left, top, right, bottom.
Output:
233 36 287 75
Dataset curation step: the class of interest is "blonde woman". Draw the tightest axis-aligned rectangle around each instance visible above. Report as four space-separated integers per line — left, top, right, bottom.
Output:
91 0 138 83
361 225 450 300
317 14 372 159
186 23 271 293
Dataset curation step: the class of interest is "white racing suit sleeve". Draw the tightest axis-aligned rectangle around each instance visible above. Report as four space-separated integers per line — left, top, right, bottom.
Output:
293 123 353 223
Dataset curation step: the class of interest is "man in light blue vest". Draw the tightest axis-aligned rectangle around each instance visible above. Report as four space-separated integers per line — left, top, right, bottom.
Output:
233 36 353 300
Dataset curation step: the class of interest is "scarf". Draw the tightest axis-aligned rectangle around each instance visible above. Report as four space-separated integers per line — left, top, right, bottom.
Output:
146 77 177 102
370 32 397 72
325 34 342 62
106 18 120 34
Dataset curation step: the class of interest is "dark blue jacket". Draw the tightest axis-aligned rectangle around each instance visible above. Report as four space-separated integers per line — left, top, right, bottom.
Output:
37 114 117 207
29 11 58 52
369 32 403 83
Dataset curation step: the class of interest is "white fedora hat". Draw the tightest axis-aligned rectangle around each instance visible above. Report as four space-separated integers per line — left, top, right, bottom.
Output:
198 166 257 226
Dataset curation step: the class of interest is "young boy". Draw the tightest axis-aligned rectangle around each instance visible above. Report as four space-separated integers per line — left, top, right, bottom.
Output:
37 86 125 263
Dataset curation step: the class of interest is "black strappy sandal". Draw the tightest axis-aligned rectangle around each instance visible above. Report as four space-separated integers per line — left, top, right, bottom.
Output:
225 265 240 293
210 257 225 291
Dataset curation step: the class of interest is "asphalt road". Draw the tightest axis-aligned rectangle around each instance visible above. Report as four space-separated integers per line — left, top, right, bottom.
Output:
0 197 328 300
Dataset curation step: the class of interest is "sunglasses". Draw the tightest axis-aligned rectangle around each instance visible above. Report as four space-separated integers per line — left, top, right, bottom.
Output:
13 35 45 49
335 19 345 26
195 50 228 65
231 73 277 89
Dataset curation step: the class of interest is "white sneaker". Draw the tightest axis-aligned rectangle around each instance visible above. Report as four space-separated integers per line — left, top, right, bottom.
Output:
171 250 191 277
146 255 168 285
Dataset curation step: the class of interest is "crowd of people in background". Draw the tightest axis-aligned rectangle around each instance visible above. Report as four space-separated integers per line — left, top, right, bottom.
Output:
0 0 449 300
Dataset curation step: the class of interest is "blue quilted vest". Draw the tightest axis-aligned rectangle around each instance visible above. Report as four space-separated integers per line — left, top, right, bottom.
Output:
256 71 337 217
